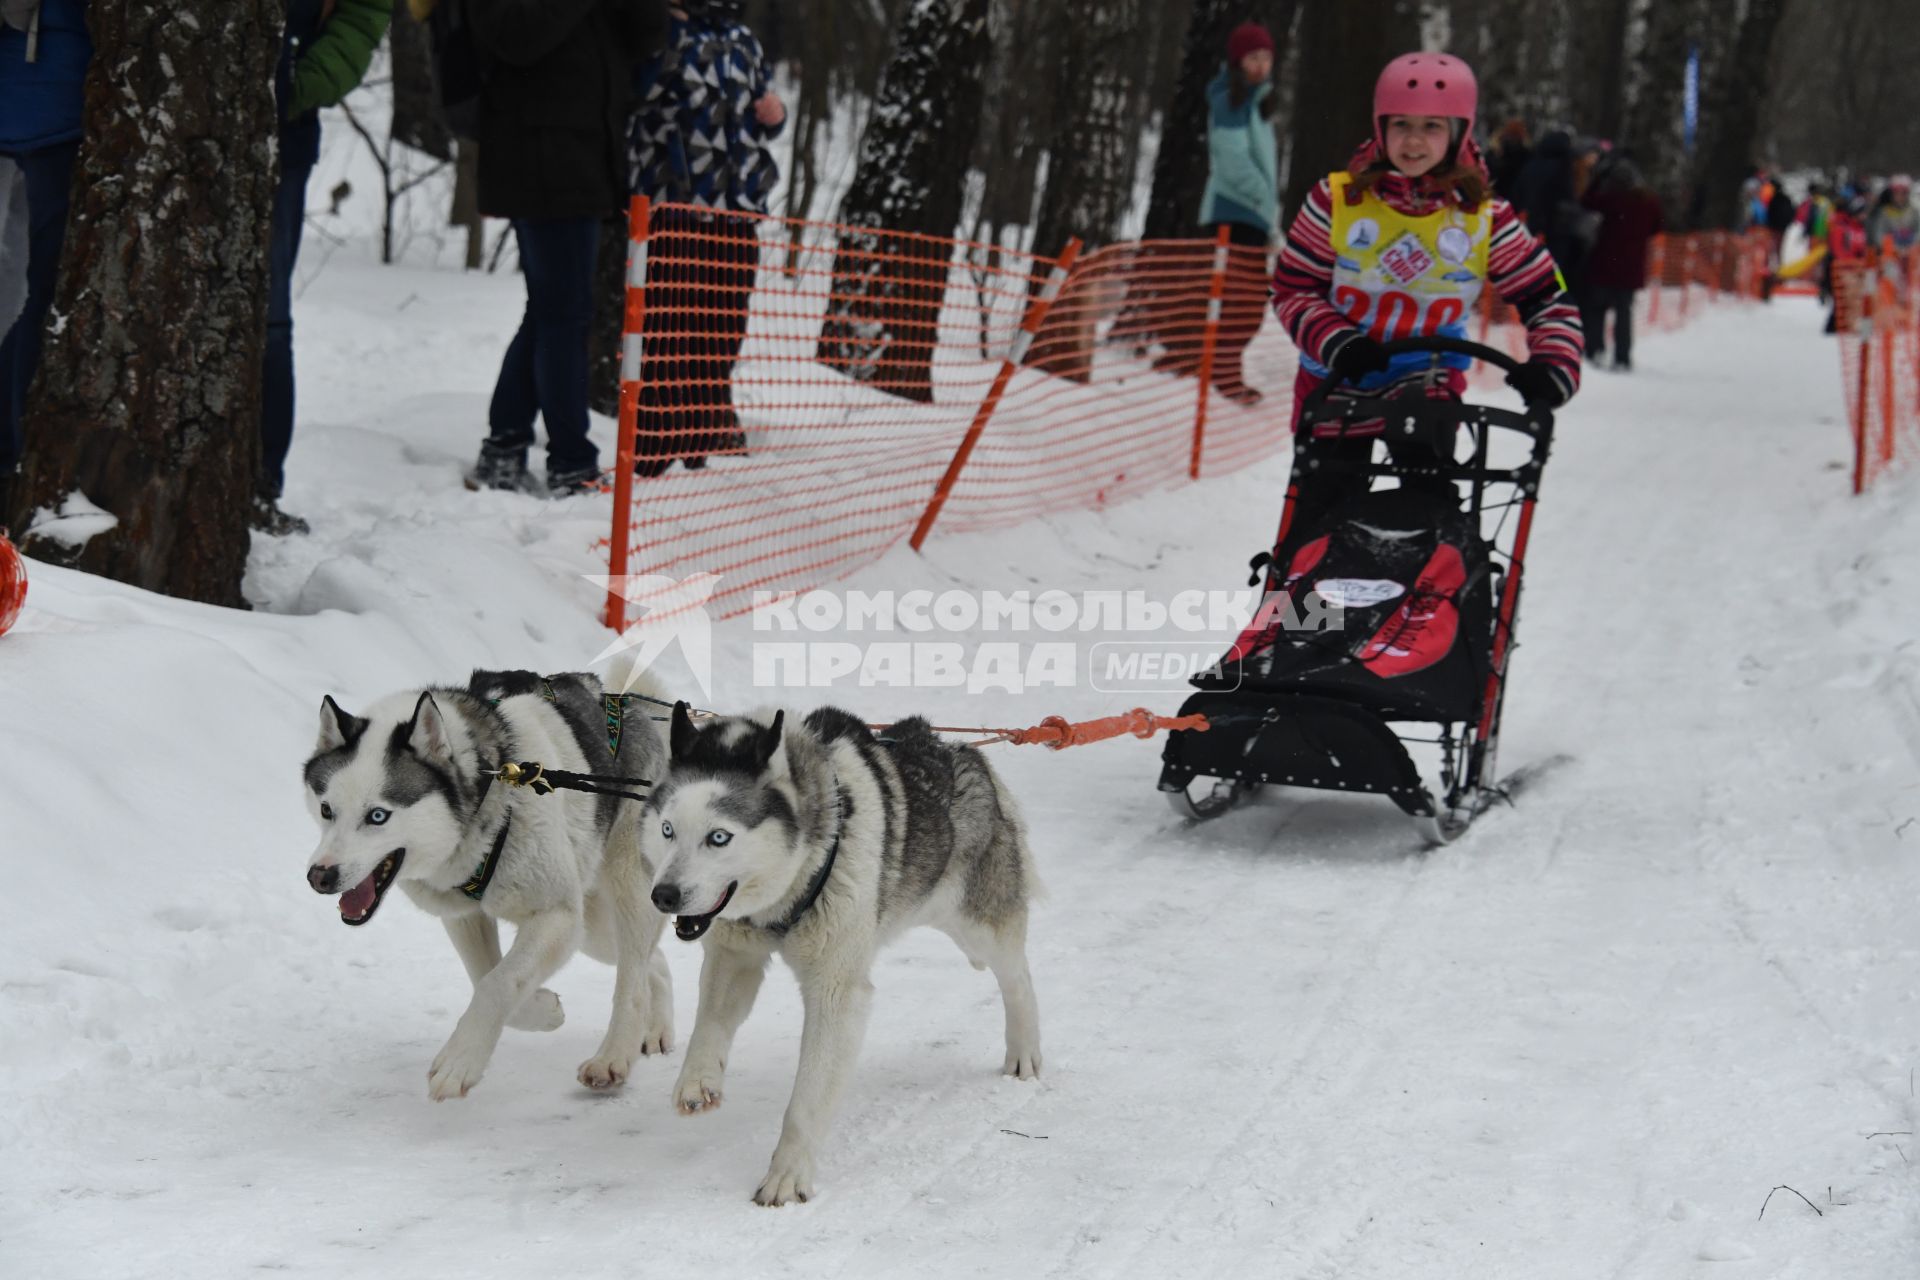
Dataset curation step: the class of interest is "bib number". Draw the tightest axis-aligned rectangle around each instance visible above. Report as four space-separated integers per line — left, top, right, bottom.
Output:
1333 288 1470 341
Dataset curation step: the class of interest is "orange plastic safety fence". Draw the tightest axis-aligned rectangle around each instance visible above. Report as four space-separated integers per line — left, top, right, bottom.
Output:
603 205 1766 630
604 199 1061 626
1835 245 1920 493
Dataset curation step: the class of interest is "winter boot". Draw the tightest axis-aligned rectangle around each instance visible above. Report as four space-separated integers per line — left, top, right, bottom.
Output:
469 438 531 492
546 463 604 497
250 490 311 536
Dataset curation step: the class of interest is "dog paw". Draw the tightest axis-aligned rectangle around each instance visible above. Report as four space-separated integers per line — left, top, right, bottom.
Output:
1003 1047 1042 1080
507 988 565 1033
641 1013 674 1057
752 1152 815 1207
673 1068 724 1114
576 1052 633 1091
427 1036 491 1101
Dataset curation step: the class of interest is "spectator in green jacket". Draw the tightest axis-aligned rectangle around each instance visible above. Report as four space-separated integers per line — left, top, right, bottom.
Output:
259 0 391 536
1196 21 1278 406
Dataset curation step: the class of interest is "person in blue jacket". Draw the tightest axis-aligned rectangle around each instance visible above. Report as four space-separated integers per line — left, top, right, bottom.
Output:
0 0 90 513
1196 21 1278 406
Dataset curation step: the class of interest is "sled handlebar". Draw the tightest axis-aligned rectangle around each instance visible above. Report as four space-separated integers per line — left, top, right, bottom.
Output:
1297 336 1555 495
1377 335 1527 378
1302 335 1552 418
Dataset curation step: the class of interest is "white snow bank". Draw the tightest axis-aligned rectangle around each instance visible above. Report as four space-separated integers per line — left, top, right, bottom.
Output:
1 266 1915 1276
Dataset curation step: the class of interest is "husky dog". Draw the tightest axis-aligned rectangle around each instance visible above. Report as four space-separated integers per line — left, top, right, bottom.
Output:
303 669 674 1101
646 703 1043 1206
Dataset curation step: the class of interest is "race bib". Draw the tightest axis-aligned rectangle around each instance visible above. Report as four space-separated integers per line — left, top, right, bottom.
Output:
1378 231 1436 285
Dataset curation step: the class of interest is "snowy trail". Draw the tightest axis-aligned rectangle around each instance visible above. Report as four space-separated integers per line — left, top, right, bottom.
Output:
3 261 1917 1277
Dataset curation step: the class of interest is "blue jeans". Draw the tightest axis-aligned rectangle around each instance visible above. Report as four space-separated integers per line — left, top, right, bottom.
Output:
261 157 313 497
488 217 601 475
0 141 78 476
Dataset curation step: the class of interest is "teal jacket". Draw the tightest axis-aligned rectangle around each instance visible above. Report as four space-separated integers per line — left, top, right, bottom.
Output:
1198 66 1277 234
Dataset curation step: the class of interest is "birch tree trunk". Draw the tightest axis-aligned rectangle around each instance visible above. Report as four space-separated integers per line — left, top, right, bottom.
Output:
11 0 282 606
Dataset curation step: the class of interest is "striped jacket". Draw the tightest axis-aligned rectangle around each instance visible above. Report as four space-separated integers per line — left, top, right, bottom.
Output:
1272 140 1584 404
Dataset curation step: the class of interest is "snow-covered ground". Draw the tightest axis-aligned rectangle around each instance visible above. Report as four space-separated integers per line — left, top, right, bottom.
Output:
2 253 1916 1277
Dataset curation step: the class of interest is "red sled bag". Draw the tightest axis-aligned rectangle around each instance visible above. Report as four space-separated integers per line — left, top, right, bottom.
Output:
1216 487 1493 722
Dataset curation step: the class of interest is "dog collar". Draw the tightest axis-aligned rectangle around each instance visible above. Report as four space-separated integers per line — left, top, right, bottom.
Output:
761 785 852 937
460 812 511 901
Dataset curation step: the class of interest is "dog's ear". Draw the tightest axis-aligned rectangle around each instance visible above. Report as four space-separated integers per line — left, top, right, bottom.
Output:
757 709 787 776
670 700 698 760
317 695 366 754
403 691 455 766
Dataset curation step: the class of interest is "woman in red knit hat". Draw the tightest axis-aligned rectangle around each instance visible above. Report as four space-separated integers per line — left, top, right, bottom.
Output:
1194 20 1279 405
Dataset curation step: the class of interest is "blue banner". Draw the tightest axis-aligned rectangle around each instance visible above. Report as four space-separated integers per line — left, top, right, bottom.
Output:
1683 44 1700 153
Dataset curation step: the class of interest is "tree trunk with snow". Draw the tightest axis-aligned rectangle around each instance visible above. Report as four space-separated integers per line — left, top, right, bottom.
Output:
1028 0 1145 257
1692 0 1789 229
590 214 629 420
389 1 452 162
10 0 281 607
1579 0 1636 144
1284 0 1416 225
816 0 991 404
1622 0 1707 223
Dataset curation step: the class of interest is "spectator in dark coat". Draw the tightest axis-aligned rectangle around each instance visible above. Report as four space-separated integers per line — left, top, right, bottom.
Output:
1487 118 1532 205
1764 183 1796 267
469 0 670 496
1514 130 1589 273
0 0 89 513
1580 161 1663 371
260 0 392 536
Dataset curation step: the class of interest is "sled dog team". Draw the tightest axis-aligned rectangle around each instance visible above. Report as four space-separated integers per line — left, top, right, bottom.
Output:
298 39 1589 1204
303 668 1042 1206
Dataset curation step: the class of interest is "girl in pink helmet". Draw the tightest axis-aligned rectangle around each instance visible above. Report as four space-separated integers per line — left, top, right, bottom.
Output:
1270 53 1584 445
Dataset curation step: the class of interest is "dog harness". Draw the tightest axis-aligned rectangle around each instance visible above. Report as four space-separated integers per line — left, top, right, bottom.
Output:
758 784 854 937
459 811 511 901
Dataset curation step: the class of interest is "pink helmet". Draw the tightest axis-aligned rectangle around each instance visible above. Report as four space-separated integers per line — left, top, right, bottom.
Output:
1374 52 1478 148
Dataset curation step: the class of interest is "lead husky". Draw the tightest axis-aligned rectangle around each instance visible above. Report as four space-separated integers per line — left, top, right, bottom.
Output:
303 669 674 1101
646 703 1043 1206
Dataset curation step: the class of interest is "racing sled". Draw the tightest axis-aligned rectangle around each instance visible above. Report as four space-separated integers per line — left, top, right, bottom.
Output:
1159 337 1556 843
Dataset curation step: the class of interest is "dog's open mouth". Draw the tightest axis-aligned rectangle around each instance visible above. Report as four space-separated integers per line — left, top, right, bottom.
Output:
339 851 405 927
675 881 737 942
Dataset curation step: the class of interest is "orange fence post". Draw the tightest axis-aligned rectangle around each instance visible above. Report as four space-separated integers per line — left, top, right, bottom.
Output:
603 194 650 632
1647 236 1664 328
1853 281 1873 495
910 238 1083 552
1678 237 1693 323
1190 225 1231 481
1879 280 1897 470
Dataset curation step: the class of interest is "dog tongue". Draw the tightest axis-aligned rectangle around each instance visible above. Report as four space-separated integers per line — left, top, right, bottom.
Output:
339 871 378 920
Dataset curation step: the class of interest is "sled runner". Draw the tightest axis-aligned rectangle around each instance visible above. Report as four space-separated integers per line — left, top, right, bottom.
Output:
1159 337 1556 842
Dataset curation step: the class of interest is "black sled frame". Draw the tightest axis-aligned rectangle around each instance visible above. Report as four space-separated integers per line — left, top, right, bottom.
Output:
1158 337 1556 843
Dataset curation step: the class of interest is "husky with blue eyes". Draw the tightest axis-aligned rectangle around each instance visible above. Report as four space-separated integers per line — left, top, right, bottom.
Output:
302 669 675 1103
646 702 1044 1206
